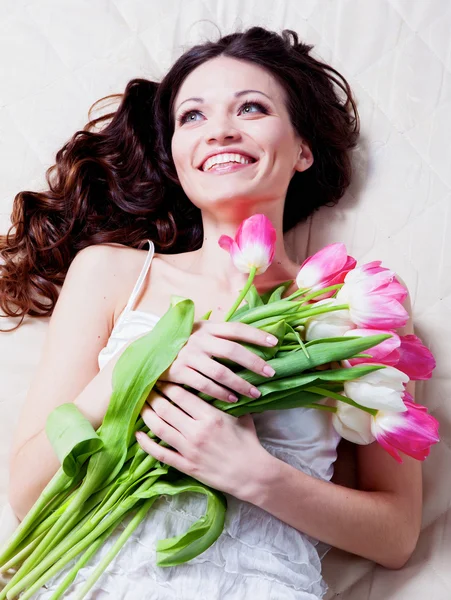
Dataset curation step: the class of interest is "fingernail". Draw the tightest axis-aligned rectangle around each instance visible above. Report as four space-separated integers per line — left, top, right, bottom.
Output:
263 365 275 377
266 336 278 346
228 394 239 403
250 387 261 398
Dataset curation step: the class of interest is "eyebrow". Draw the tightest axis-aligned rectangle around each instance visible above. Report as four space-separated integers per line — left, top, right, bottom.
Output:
174 89 273 114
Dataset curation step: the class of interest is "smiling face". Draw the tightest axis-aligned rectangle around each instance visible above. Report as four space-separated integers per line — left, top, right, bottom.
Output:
171 55 312 213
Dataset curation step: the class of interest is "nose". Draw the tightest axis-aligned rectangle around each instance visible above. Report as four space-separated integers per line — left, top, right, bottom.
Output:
205 113 241 144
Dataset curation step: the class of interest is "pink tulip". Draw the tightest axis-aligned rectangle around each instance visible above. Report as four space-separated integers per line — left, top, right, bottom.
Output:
296 243 356 298
344 329 400 367
371 393 440 463
218 214 276 275
336 263 409 329
395 335 436 381
332 393 440 463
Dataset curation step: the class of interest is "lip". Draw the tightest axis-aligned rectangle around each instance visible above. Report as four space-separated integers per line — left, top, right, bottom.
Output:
201 161 257 175
197 148 258 171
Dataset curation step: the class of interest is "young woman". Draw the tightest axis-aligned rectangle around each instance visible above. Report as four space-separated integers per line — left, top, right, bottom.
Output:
0 26 421 599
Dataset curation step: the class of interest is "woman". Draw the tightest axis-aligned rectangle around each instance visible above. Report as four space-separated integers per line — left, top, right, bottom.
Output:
1 27 421 599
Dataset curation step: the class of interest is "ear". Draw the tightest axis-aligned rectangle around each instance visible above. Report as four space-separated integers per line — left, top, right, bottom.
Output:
294 139 314 173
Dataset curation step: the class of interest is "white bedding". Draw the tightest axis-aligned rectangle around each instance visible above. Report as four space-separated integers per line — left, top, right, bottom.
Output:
1 1 450 598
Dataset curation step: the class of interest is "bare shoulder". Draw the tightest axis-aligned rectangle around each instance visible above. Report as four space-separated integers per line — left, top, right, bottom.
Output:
73 242 167 323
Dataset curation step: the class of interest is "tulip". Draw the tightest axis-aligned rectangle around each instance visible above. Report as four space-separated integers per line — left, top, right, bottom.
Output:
344 329 400 367
332 401 375 445
218 213 276 275
331 393 440 462
372 393 440 462
395 334 436 380
343 365 409 412
295 243 356 298
304 299 355 341
336 263 409 329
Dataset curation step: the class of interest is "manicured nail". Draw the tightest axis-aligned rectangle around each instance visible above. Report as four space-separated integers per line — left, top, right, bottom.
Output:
250 387 261 398
228 394 239 403
266 336 278 345
263 365 275 377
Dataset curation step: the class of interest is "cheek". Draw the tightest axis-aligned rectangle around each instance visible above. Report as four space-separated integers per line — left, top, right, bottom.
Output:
256 123 297 156
171 133 186 170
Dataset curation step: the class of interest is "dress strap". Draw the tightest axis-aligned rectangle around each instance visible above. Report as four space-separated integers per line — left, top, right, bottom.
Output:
123 239 155 314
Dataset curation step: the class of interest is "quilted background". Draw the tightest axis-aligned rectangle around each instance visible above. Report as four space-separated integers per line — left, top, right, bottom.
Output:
0 1 450 598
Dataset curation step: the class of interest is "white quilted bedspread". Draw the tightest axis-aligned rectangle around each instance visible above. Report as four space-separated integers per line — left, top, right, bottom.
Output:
0 1 450 598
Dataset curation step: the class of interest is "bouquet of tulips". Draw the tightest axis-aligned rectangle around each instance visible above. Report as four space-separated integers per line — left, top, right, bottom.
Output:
0 215 439 599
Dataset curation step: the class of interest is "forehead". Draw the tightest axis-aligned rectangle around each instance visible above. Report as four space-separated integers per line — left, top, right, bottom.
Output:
173 56 285 107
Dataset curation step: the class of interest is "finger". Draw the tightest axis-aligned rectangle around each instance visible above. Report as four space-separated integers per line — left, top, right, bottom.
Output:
200 321 278 347
146 387 195 430
188 352 262 400
140 404 189 455
135 431 193 475
167 366 242 404
200 335 275 378
154 382 216 419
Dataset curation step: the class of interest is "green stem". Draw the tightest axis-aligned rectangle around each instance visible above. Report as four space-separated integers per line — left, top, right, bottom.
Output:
224 267 257 321
289 303 350 325
74 498 158 600
283 286 310 300
0 531 46 572
297 284 343 304
305 386 378 416
7 474 157 599
48 515 125 600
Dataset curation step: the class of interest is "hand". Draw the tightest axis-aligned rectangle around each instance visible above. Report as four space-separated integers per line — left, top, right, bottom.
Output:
158 320 278 403
137 381 271 500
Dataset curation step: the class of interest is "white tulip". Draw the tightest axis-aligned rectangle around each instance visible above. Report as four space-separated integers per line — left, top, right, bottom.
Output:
332 401 375 445
304 299 355 341
344 366 409 412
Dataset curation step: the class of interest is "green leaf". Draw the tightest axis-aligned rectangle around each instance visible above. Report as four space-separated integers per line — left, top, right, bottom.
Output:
133 477 227 566
228 389 322 416
260 280 294 304
45 404 104 478
244 284 264 309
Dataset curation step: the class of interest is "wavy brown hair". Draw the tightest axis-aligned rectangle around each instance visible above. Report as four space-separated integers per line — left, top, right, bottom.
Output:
0 26 359 331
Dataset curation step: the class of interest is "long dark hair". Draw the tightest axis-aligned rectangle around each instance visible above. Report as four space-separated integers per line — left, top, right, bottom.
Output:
0 26 359 330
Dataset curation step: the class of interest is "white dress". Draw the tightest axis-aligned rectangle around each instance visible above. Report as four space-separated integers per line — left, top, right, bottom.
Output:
36 240 341 600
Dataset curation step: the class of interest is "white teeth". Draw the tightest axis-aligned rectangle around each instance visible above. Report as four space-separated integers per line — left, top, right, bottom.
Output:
202 153 254 171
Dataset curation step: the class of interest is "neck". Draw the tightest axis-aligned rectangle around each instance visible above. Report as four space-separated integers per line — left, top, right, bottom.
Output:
186 203 300 295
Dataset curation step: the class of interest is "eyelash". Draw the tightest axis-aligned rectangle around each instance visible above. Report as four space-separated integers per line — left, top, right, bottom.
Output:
176 99 270 125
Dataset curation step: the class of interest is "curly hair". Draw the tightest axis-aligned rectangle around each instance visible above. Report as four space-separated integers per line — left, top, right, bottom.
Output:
0 26 359 331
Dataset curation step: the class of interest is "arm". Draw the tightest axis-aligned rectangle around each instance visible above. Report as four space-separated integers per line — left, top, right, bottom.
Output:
242 286 422 570
8 244 124 521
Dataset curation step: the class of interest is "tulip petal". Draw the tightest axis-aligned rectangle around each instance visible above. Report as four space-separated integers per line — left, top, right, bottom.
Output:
221 214 276 274
332 401 375 444
297 243 347 286
345 329 400 367
344 366 409 412
348 295 409 329
371 393 440 463
396 335 436 380
296 243 356 294
218 235 234 253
